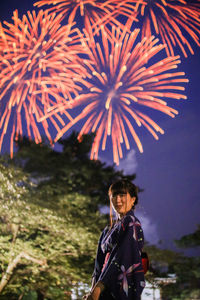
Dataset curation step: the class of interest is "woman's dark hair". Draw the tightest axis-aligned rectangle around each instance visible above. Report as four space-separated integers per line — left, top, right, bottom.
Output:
108 179 139 226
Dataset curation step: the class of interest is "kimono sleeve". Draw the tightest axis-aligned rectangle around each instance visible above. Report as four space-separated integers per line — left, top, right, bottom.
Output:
98 216 145 300
92 227 108 283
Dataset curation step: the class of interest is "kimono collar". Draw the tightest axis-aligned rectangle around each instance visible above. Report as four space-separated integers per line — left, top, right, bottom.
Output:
120 208 135 221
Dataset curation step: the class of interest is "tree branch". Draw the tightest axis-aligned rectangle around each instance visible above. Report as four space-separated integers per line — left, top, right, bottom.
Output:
0 251 47 293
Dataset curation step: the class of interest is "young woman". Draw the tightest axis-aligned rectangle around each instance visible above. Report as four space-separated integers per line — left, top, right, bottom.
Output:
84 179 145 300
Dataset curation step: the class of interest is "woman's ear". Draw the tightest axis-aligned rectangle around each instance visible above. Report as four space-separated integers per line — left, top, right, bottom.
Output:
131 196 136 206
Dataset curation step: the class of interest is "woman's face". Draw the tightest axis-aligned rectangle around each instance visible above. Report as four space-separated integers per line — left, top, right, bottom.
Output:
110 192 135 217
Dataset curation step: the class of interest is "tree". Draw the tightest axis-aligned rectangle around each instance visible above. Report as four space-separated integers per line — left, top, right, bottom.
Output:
160 227 200 300
0 156 106 299
175 225 200 248
14 132 137 204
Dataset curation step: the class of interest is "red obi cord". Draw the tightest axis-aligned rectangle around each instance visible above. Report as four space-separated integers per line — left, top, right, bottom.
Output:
102 253 110 272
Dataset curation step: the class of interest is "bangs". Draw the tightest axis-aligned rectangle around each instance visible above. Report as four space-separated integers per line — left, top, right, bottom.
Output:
109 182 128 197
110 188 127 197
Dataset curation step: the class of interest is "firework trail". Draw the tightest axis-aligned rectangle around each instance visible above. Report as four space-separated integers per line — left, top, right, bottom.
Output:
33 0 138 36
51 25 188 165
123 0 200 57
0 9 87 157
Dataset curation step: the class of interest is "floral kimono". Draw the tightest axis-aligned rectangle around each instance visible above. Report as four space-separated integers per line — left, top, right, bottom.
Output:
92 209 145 300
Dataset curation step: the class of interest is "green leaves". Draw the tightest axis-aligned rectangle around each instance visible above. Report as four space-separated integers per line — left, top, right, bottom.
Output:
0 151 104 298
175 224 200 248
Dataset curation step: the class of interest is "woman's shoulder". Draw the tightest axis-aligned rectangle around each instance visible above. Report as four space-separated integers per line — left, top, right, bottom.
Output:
103 225 110 233
122 209 142 226
100 225 110 237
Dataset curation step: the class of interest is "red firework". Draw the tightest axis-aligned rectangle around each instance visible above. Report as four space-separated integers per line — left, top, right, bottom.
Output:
0 9 87 157
51 25 188 165
125 0 200 57
33 0 138 35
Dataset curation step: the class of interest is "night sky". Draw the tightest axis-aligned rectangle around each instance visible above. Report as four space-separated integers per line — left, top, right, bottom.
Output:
0 0 200 255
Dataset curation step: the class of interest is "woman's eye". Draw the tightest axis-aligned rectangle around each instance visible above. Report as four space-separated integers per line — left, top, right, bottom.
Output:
119 194 126 198
111 193 126 201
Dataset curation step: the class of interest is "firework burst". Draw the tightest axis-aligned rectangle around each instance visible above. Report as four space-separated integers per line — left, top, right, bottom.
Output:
0 9 87 157
33 0 138 35
52 25 188 165
128 0 200 57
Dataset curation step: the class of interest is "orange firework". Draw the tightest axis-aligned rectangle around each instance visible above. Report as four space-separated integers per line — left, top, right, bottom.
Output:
128 0 200 57
52 25 188 165
0 9 87 157
33 0 138 35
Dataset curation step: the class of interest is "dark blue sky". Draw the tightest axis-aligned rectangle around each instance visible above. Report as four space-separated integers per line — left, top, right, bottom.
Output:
0 0 200 254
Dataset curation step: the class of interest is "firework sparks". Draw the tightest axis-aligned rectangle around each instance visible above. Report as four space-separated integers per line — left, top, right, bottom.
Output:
51 25 188 165
33 0 138 35
126 0 200 57
0 9 87 157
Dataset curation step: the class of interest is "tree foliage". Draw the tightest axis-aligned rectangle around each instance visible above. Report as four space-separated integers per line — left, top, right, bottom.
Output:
159 228 200 300
14 133 136 204
175 225 200 248
0 159 104 299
